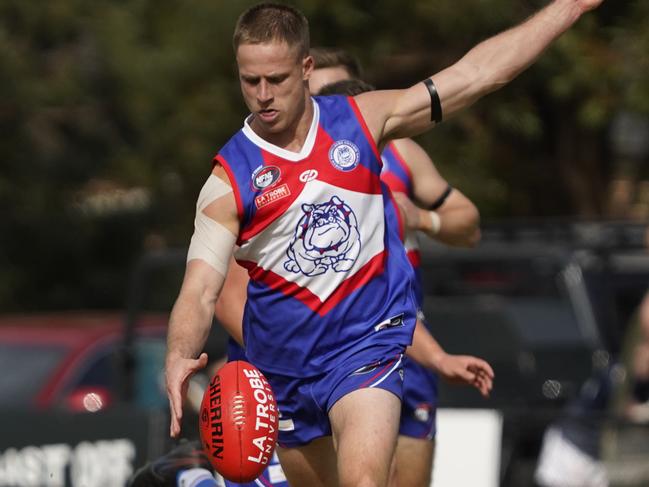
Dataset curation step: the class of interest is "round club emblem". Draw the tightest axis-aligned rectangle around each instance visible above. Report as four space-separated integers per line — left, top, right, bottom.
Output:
251 165 281 191
328 140 360 172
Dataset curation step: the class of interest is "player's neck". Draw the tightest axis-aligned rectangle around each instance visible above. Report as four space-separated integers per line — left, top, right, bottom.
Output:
250 95 314 154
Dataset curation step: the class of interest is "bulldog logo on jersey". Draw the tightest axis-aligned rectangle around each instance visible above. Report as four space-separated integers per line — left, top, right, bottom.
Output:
284 196 361 276
328 140 360 172
251 165 281 191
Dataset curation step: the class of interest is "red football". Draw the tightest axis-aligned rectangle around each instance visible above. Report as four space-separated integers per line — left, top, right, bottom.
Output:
199 360 279 483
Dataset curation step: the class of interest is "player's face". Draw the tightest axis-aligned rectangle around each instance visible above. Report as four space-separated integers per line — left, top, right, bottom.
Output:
237 41 313 135
309 66 352 95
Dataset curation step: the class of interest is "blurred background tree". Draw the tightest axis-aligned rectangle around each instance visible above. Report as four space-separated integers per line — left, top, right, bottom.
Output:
0 0 647 311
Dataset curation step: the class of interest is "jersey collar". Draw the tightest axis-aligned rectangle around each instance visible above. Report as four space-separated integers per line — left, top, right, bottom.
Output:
242 98 319 162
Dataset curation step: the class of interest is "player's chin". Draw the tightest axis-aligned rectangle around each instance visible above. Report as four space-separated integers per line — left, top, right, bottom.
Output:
262 117 285 133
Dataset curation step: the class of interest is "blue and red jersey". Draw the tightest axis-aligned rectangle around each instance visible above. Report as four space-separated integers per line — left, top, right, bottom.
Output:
215 95 417 376
380 141 423 306
381 142 440 440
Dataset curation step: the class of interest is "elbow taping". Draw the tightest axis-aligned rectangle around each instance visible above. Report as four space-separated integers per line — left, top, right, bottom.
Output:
186 174 237 275
187 220 236 276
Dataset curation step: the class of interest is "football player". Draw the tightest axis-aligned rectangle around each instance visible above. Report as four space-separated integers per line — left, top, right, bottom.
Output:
166 2 605 486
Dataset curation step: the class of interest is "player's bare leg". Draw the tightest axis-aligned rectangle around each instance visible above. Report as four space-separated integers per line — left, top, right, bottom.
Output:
391 436 435 487
276 437 338 487
329 387 401 487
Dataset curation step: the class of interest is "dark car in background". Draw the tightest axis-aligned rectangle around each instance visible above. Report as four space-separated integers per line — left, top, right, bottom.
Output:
417 222 649 486
1 222 645 486
0 312 168 412
419 242 602 409
0 249 232 487
0 312 173 487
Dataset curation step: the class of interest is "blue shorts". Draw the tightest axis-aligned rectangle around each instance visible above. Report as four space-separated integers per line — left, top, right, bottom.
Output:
260 344 405 448
399 357 438 440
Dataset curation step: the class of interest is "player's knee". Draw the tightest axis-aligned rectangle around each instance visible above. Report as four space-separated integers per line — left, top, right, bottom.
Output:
340 479 381 487
339 471 386 487
402 474 431 487
391 468 430 487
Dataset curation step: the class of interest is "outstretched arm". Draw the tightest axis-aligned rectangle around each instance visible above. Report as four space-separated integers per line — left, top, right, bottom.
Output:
407 320 494 397
358 0 604 144
166 165 239 438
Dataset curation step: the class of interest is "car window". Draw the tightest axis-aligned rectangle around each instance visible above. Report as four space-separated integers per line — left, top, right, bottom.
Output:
133 337 167 409
504 298 585 346
61 334 167 410
0 344 67 407
420 251 591 349
419 245 599 408
74 348 116 390
580 252 649 353
421 254 567 298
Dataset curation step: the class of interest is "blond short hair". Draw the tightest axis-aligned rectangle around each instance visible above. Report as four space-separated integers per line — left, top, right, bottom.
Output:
233 3 310 59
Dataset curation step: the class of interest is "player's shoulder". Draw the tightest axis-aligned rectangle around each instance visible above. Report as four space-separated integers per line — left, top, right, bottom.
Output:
313 93 348 105
389 138 447 199
354 89 409 148
391 138 426 158
389 137 434 172
313 94 355 120
354 88 402 113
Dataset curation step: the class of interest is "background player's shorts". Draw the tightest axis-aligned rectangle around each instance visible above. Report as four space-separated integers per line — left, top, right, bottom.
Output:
399 357 438 440
226 337 247 361
261 343 405 447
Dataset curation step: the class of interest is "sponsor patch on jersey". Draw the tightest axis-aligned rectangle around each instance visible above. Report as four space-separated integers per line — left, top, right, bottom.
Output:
255 183 291 209
299 169 318 183
328 140 360 172
251 165 281 191
374 313 404 332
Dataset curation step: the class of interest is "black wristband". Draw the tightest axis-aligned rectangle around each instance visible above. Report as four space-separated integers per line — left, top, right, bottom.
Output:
429 184 453 210
423 78 443 123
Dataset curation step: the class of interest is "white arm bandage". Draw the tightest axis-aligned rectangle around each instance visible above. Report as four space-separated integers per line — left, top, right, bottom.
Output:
186 174 237 276
428 210 441 235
